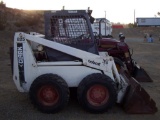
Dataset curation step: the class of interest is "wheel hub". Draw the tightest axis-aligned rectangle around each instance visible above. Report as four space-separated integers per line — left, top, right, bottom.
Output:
38 85 59 106
87 84 109 106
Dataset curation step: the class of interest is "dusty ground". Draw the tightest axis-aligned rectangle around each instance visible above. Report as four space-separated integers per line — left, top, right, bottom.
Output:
0 33 160 120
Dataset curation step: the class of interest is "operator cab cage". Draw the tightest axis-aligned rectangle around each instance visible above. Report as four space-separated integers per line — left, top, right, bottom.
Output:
44 10 98 55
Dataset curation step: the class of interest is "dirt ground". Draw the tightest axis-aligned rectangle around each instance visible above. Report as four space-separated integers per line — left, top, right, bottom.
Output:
0 34 160 120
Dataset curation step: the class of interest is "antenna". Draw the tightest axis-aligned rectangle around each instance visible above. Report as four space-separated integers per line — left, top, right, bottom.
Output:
62 6 65 10
134 9 135 24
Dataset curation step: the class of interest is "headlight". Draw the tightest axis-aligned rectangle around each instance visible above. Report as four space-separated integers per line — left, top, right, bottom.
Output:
125 52 129 58
37 45 43 51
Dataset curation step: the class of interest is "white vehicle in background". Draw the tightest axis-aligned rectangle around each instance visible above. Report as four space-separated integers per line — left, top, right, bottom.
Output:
91 18 112 37
136 18 160 26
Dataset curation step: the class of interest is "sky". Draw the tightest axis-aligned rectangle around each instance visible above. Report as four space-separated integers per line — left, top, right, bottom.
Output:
2 0 160 24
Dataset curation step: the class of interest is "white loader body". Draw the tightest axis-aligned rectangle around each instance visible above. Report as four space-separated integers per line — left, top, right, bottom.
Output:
13 32 128 103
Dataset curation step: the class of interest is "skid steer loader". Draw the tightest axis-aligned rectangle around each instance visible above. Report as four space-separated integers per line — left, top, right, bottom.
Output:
11 10 157 114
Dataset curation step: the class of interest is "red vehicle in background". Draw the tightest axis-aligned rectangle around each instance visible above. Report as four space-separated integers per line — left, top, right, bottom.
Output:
92 18 152 82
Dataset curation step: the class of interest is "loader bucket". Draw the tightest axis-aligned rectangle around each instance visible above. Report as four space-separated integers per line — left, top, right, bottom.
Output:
120 70 158 114
132 66 153 82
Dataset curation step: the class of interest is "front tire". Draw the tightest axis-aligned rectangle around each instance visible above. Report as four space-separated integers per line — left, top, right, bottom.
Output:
29 74 69 113
77 73 117 113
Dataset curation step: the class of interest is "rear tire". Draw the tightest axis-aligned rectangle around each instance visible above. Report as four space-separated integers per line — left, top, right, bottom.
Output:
29 74 69 113
77 73 117 113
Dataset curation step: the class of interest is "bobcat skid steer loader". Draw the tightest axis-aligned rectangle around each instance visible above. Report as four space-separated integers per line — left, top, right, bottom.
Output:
11 10 157 114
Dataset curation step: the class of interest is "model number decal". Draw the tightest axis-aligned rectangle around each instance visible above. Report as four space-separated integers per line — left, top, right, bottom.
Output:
88 60 101 66
17 43 26 84
17 46 24 66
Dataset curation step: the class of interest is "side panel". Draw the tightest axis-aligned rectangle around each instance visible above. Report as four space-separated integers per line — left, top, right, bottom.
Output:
24 66 102 92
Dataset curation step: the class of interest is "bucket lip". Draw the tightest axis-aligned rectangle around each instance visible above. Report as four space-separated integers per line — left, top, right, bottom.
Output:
132 67 153 82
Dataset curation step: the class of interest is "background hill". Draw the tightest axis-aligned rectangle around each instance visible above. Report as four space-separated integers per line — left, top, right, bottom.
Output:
0 5 160 41
0 4 44 33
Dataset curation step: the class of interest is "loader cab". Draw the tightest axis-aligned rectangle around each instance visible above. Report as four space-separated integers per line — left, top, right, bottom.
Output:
44 10 99 61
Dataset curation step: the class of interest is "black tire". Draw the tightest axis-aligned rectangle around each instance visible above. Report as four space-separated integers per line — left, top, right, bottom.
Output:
77 73 117 113
29 74 69 113
114 57 125 72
